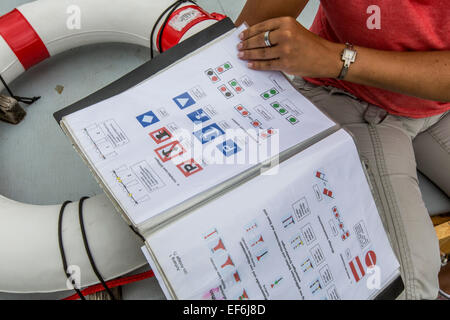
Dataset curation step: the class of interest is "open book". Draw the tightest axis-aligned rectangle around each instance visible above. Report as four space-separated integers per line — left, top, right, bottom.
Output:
55 19 402 300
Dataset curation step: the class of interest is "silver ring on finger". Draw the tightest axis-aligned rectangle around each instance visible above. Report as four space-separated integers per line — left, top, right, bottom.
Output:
264 30 272 47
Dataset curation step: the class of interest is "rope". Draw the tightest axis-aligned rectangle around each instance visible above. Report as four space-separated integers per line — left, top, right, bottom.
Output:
0 73 40 105
58 200 86 300
78 196 117 300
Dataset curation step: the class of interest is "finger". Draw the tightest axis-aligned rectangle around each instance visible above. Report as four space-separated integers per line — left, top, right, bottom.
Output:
238 46 281 61
239 18 283 40
247 59 282 71
238 29 281 50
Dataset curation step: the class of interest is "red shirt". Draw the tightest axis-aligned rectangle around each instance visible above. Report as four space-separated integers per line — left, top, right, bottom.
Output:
304 0 450 118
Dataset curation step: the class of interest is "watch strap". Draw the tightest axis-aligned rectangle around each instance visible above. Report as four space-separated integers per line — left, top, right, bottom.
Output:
337 43 356 80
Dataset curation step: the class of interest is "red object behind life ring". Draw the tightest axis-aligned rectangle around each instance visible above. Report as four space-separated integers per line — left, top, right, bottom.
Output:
156 5 226 52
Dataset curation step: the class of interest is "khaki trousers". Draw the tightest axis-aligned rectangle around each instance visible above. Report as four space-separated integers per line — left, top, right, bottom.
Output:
293 77 450 300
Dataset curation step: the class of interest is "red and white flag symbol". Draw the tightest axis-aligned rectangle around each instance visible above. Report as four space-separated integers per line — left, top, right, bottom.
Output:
365 250 377 267
349 256 365 282
149 127 172 144
323 188 333 198
154 140 185 162
349 251 377 282
315 171 326 181
176 158 203 177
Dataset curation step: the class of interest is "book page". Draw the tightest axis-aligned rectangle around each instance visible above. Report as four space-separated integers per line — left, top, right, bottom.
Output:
146 130 400 300
62 25 335 225
141 246 173 300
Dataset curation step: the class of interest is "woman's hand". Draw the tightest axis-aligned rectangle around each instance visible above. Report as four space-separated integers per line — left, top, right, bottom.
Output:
237 17 450 102
237 16 342 78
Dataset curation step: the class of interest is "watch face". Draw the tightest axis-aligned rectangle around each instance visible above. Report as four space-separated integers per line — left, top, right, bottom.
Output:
343 48 356 62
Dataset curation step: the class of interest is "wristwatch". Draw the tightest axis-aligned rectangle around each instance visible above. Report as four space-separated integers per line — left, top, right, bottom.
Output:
337 43 357 80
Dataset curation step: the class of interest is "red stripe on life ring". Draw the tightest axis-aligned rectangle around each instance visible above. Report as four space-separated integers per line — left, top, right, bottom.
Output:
0 9 50 70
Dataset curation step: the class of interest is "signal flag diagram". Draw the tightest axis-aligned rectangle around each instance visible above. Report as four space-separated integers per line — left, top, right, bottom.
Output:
282 215 295 229
234 104 250 117
217 84 234 99
261 88 279 100
323 187 334 199
315 170 327 182
301 258 314 273
176 158 203 177
154 140 185 163
349 256 365 282
205 68 220 83
270 277 283 289
286 115 299 125
238 290 249 300
250 235 264 247
187 108 211 124
173 92 196 110
271 101 288 115
309 279 322 294
221 255 235 269
348 250 378 283
256 249 268 262
251 119 261 128
136 110 160 128
217 139 241 157
365 250 377 267
211 238 226 253
332 206 350 241
290 234 304 250
314 168 337 202
149 127 172 144
228 79 244 94
215 62 232 74
202 227 244 299
244 221 258 233
203 228 218 240
193 123 225 144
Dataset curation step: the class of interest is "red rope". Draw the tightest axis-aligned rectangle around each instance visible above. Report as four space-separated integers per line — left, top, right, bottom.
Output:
62 270 155 300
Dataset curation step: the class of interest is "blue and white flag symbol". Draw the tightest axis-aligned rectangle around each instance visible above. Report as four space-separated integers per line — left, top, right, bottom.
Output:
173 92 196 110
136 110 159 128
193 123 225 144
187 108 211 123
217 139 241 157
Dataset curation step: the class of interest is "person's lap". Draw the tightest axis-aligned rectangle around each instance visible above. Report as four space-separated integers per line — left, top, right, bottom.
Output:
414 112 450 197
292 77 448 299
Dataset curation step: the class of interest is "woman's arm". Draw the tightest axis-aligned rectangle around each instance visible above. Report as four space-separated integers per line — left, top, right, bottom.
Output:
343 45 450 102
235 0 309 27
237 17 450 102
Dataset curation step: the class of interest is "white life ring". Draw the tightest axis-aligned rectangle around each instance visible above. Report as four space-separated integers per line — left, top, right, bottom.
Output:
0 0 223 293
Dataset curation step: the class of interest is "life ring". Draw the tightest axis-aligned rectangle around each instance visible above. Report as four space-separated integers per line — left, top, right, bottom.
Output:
0 0 224 293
